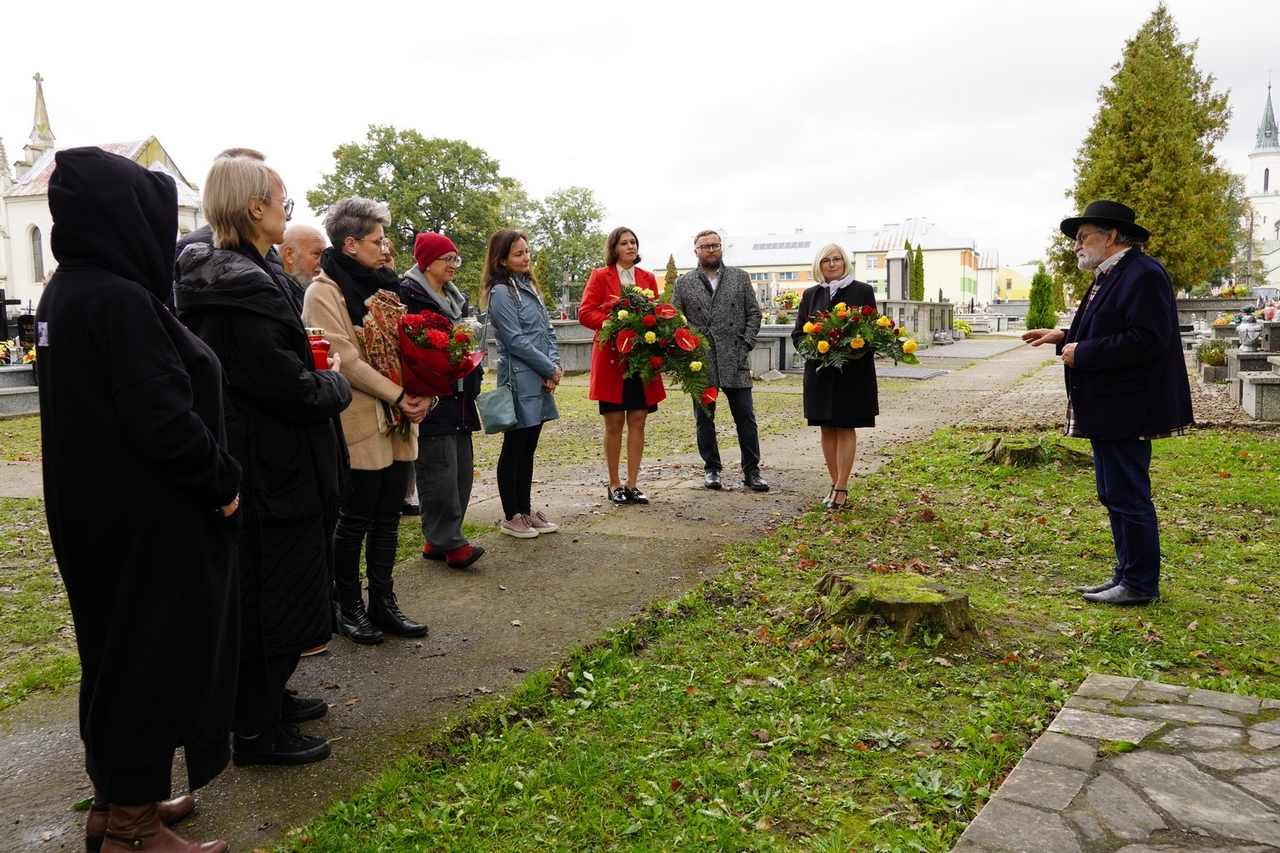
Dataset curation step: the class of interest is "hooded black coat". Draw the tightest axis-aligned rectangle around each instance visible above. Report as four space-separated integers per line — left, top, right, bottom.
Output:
36 148 242 803
175 242 351 660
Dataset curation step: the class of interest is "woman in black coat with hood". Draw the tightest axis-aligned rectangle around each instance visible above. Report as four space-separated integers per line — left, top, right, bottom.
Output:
37 148 240 852
175 156 351 767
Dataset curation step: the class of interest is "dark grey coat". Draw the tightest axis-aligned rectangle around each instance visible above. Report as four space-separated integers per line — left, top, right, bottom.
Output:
672 265 762 388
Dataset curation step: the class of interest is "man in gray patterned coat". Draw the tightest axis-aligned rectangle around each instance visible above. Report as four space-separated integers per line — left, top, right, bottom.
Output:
673 230 768 492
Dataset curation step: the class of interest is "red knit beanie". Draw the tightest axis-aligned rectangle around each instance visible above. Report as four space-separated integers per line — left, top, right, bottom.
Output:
414 232 459 270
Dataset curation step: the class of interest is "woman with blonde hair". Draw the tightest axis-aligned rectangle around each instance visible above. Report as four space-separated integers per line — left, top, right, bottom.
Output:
579 227 665 504
176 155 352 766
483 229 562 537
790 242 878 510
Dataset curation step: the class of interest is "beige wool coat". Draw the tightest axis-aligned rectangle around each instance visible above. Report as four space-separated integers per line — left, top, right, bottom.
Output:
302 270 418 470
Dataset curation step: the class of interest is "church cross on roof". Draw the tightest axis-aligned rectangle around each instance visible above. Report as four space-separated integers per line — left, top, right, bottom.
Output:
1256 83 1279 154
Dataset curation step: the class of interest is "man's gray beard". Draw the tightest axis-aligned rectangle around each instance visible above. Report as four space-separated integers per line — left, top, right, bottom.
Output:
1076 248 1101 273
289 270 315 288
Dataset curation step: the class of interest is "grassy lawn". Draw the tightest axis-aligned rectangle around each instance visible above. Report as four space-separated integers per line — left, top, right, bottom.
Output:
276 426 1279 853
1 414 41 461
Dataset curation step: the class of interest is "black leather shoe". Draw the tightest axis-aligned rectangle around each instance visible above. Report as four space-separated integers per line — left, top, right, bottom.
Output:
625 486 649 505
745 470 770 492
609 486 631 505
401 503 419 516
1075 579 1119 594
280 690 328 724
233 723 331 766
337 599 384 644
368 591 429 637
704 471 722 490
1082 584 1158 607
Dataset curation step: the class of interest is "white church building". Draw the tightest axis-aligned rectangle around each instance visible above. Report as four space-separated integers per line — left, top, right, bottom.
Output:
1247 85 1280 290
1 74 204 315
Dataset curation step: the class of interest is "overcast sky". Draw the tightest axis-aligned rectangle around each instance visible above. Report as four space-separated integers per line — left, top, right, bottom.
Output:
3 0 1277 271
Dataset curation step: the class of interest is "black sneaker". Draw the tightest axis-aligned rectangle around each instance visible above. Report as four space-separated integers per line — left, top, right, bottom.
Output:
232 724 331 766
625 486 649 505
280 690 328 724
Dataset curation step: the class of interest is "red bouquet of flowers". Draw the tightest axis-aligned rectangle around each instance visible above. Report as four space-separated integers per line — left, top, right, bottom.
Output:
399 311 484 397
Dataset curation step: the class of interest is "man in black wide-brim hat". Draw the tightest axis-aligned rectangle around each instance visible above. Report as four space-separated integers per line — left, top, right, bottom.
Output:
1022 200 1192 607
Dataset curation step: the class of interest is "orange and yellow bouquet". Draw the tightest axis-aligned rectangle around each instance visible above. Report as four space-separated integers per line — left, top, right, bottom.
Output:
796 302 920 369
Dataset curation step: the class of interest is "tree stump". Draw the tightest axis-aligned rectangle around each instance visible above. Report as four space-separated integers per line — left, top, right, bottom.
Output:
814 571 973 644
973 436 1090 468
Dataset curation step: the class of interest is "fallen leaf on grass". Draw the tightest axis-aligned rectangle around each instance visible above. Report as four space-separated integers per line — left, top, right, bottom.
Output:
671 779 684 791
988 733 1005 744
475 686 493 694
933 657 952 667
1187 620 1198 632
751 729 771 743
852 741 869 751
345 698 360 706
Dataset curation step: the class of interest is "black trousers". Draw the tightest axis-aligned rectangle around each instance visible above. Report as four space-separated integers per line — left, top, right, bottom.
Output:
334 461 412 602
496 424 542 520
233 651 300 735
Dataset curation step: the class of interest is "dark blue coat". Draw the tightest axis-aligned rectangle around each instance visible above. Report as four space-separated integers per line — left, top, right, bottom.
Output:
1060 248 1193 440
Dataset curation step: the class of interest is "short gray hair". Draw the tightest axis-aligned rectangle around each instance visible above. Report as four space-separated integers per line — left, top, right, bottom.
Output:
1113 229 1142 247
324 197 391 247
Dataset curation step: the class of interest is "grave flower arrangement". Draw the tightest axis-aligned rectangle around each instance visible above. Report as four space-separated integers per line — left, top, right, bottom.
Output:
598 285 716 408
796 302 920 369
1211 284 1249 298
399 310 484 397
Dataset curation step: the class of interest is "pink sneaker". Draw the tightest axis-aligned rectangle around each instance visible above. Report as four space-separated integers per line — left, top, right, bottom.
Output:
500 515 538 539
525 511 558 533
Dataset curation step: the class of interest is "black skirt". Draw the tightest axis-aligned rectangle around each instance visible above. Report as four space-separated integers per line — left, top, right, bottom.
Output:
599 376 658 414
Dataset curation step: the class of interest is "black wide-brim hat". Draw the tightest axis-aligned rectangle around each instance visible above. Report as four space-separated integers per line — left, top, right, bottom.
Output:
1060 200 1150 243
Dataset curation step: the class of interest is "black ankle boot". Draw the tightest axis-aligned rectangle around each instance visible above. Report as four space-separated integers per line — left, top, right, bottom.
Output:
368 591 429 637
337 598 384 644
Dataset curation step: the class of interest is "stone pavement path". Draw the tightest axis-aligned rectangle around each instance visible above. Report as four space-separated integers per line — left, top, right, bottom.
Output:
953 673 1280 853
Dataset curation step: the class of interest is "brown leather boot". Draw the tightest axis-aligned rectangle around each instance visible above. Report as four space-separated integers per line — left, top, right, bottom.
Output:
86 793 197 852
102 802 226 853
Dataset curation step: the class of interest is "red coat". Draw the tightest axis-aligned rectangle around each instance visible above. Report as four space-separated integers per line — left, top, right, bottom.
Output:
579 265 667 406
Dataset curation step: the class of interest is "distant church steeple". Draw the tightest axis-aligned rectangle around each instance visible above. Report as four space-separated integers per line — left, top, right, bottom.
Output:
24 73 56 162
1256 83 1279 154
0 137 12 188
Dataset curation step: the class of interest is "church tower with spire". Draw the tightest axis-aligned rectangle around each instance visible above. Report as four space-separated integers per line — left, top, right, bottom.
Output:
14 73 55 180
1248 83 1280 245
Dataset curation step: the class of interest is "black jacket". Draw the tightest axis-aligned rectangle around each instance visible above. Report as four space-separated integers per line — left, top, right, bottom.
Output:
37 147 242 798
791 281 879 425
400 267 482 435
176 242 352 656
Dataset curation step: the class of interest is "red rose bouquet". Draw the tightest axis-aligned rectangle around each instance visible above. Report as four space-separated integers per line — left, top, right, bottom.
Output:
399 311 484 397
796 301 920 369
598 286 717 407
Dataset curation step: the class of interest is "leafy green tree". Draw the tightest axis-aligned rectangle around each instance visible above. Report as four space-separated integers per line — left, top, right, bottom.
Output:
498 182 539 233
1025 264 1058 329
663 254 678 302
910 244 925 301
1048 3 1242 299
308 125 512 295
530 186 607 286
1049 267 1067 313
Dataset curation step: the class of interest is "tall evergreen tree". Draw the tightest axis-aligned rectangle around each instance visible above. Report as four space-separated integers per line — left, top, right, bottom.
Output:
910 244 925 301
1025 263 1058 329
663 254 678 302
1048 3 1242 298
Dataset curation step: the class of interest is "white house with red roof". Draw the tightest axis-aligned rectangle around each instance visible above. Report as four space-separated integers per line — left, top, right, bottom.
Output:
1 74 204 312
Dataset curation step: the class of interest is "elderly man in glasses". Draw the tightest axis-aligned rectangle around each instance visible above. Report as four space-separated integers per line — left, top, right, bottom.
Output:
673 229 768 492
1022 201 1192 607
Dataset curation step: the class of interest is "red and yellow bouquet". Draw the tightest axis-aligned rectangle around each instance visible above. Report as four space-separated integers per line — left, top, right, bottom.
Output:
796 302 920 369
399 311 484 397
598 286 717 407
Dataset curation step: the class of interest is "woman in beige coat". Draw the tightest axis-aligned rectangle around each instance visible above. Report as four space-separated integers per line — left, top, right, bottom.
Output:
302 197 431 644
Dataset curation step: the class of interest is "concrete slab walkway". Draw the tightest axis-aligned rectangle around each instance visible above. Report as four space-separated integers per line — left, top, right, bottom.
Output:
953 673 1280 852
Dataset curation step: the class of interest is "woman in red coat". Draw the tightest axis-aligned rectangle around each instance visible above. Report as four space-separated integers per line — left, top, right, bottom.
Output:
579 227 666 504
